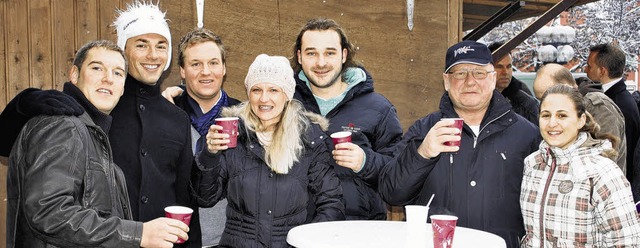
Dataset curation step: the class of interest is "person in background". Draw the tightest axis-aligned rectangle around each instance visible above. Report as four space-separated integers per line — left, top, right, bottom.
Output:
488 42 539 125
0 2 201 246
7 40 189 248
379 40 540 248
533 64 627 175
163 28 241 248
192 54 344 247
586 43 640 201
520 84 640 247
575 76 603 96
291 18 403 220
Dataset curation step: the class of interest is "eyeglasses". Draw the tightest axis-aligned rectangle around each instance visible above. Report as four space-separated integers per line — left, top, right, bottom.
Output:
447 69 495 80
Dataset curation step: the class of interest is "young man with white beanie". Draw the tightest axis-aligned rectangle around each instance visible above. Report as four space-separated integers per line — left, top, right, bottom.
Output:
108 2 202 247
192 54 344 247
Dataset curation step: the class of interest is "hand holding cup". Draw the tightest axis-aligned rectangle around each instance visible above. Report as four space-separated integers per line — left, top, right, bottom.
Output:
331 131 365 171
215 117 239 148
164 206 193 244
205 125 230 154
140 216 190 247
417 118 463 159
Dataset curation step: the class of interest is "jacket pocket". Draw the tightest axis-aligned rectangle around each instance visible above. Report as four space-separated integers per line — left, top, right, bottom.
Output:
84 160 112 217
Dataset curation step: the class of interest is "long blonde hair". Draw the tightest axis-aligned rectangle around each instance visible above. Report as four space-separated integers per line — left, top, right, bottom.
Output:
237 99 310 174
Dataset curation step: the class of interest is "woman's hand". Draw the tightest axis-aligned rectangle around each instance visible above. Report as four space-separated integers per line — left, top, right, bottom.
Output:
205 124 231 154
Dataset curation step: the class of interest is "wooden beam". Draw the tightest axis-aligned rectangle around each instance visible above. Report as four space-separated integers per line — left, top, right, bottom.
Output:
465 0 555 7
52 0 75 90
465 1 525 41
29 0 53 89
6 0 30 97
0 0 6 109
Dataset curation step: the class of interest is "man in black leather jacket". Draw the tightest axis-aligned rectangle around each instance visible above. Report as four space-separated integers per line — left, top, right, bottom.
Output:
6 40 189 248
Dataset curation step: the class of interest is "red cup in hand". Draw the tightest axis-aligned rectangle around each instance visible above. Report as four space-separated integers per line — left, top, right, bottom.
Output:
441 118 463 147
215 117 240 148
164 206 193 244
330 131 352 149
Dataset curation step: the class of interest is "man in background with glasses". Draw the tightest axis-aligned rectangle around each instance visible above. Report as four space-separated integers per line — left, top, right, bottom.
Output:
380 40 541 248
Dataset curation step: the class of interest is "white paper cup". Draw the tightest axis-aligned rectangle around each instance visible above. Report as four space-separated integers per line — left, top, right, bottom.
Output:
405 205 429 226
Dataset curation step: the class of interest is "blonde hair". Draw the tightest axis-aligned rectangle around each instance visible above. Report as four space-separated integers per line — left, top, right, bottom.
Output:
238 100 310 174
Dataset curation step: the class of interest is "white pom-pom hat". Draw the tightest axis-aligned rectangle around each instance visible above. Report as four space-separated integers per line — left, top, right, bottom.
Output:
244 54 295 100
113 1 172 71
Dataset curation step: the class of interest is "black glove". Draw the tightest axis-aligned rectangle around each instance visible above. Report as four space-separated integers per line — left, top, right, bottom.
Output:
16 88 84 117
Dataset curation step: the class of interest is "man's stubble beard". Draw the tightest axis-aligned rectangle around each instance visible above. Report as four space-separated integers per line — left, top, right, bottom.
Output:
308 70 343 89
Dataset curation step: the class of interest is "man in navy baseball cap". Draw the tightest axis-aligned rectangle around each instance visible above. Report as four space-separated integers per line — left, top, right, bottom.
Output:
379 39 540 248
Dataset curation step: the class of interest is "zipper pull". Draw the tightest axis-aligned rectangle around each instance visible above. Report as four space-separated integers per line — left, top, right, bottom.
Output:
500 152 506 160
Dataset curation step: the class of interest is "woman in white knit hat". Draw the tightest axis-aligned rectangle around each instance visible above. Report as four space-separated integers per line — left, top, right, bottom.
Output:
191 54 345 247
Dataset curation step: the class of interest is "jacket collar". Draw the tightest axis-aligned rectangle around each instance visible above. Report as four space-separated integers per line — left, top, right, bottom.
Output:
62 82 113 133
123 74 161 98
539 132 613 166
604 78 627 97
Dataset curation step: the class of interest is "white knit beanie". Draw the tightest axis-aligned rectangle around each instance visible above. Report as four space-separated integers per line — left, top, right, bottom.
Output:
113 1 172 71
244 54 295 99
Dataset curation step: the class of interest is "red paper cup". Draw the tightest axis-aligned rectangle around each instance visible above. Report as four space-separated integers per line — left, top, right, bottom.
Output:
330 131 352 149
215 117 239 148
164 206 193 244
431 215 458 248
442 118 463 147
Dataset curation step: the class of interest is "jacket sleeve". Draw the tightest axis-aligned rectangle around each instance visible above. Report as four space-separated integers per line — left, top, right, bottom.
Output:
15 116 141 247
191 149 227 208
357 105 403 189
378 118 439 206
308 142 346 222
593 160 640 246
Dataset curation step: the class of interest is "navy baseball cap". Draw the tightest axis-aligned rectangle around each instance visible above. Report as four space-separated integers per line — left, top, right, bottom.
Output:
444 40 492 73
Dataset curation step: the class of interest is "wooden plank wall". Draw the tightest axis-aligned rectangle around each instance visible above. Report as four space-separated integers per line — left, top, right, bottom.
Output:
0 0 461 243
